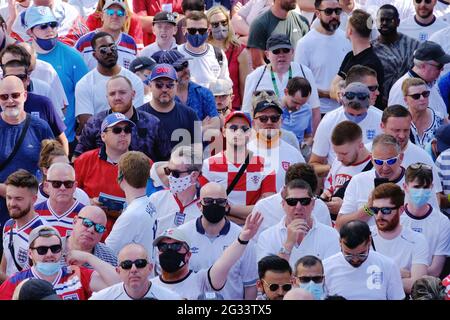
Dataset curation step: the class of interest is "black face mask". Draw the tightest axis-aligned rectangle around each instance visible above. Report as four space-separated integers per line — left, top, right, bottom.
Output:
202 204 227 224
159 250 186 273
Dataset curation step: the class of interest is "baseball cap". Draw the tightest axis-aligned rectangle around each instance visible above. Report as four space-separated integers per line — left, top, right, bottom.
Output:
342 82 370 109
209 79 233 96
414 41 450 65
266 34 292 51
152 50 191 67
435 124 450 153
153 228 191 248
253 100 283 116
153 11 177 25
103 0 127 11
129 57 156 73
150 63 178 81
18 279 61 300
24 6 58 30
28 226 61 247
223 111 252 127
101 112 135 132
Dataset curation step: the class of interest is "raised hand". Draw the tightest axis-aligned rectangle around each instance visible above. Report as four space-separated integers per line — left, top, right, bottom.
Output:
239 211 263 242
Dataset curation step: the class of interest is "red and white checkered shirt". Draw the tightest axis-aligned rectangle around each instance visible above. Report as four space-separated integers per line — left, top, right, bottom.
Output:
199 151 276 206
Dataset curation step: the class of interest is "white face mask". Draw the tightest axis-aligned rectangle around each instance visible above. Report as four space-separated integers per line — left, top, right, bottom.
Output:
168 173 193 194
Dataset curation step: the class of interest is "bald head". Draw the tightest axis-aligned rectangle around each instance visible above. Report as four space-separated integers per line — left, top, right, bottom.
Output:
200 182 227 199
118 243 149 262
283 288 314 300
47 162 75 180
77 206 107 226
0 75 25 91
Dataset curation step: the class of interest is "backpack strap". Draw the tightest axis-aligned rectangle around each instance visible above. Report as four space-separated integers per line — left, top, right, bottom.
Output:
213 46 224 67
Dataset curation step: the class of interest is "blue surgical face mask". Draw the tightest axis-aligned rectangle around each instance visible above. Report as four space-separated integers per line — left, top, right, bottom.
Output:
185 32 208 48
408 187 432 207
299 281 324 300
344 111 367 123
35 261 61 276
35 36 58 51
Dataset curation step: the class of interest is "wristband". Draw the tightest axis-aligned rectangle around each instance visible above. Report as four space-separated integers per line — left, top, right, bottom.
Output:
447 193 450 203
363 203 374 217
237 236 249 245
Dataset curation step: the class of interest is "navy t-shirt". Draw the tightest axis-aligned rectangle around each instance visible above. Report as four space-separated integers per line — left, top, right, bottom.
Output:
25 92 66 137
138 101 200 149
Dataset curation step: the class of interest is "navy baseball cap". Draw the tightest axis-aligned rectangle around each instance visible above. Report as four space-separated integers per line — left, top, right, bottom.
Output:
414 41 450 65
266 34 292 51
101 112 135 132
129 57 156 73
253 100 283 116
153 11 177 25
435 124 450 153
150 63 178 81
152 49 191 67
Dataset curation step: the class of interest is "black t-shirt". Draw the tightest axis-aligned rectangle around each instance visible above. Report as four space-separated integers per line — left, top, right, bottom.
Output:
338 46 385 109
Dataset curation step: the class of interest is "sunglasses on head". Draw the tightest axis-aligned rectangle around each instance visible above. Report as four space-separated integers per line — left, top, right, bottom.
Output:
254 90 275 97
0 92 21 101
343 92 369 100
318 8 343 16
47 180 75 189
271 48 290 55
187 27 208 35
296 275 324 284
211 20 228 28
78 216 106 233
409 162 432 171
407 90 430 100
154 82 175 90
367 85 378 92
31 244 62 255
255 115 281 123
174 61 189 72
164 167 194 178
105 8 125 17
157 242 185 252
227 124 250 132
285 197 312 206
202 197 227 207
262 279 292 292
373 156 399 166
369 206 399 215
415 0 432 4
119 259 148 270
37 21 58 30
98 44 117 55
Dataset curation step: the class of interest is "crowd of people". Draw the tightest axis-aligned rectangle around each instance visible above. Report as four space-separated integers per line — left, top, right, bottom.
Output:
0 0 449 300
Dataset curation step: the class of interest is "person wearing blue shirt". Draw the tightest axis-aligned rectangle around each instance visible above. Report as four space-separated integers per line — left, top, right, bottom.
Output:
438 71 450 115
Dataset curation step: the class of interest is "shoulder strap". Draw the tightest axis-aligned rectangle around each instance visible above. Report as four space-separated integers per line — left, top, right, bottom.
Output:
213 46 223 67
7 220 23 272
332 159 373 199
361 160 373 172
226 153 250 195
0 114 31 172
254 65 267 93
299 63 306 78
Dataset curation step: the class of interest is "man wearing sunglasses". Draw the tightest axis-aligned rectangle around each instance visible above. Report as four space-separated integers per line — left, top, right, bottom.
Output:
90 243 181 300
0 225 120 300
323 220 405 300
75 0 137 71
177 182 258 300
389 41 450 120
257 179 340 268
151 211 263 300
249 98 305 191
35 162 84 241
256 254 293 300
294 255 326 300
67 206 118 268
369 183 430 294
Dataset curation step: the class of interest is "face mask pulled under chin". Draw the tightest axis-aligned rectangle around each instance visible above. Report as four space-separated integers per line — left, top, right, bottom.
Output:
35 36 58 51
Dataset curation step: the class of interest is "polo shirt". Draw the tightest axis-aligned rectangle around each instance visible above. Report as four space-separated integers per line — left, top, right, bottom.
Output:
256 216 340 268
178 217 257 300
281 104 312 143
89 281 182 300
174 81 219 121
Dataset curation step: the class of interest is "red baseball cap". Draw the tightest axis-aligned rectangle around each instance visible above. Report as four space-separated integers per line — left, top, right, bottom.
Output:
223 111 252 127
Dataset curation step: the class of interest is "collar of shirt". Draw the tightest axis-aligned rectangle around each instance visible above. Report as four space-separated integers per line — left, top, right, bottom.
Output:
408 69 435 87
195 216 231 236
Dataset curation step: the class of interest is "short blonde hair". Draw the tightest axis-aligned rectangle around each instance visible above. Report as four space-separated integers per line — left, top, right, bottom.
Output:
401 77 426 97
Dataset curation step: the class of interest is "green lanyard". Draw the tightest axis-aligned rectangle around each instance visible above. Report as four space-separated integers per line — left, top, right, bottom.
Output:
270 65 292 97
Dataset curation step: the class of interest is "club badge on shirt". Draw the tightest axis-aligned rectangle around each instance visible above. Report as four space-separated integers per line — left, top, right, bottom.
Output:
174 212 186 226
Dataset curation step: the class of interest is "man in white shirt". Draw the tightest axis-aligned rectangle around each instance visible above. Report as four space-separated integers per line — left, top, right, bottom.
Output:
75 31 144 134
323 220 405 300
140 11 178 59
401 163 450 278
294 0 351 114
90 243 181 300
177 10 231 88
398 0 449 42
106 151 157 257
242 33 321 132
369 182 429 294
257 179 340 268
178 182 258 300
388 40 450 119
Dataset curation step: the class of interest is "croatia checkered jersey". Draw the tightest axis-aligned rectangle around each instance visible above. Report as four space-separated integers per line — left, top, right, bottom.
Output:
75 31 137 70
2 216 48 277
35 200 85 239
199 151 277 206
0 266 94 300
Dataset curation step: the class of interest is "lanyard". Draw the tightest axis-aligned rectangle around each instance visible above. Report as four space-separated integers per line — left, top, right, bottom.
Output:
270 65 292 97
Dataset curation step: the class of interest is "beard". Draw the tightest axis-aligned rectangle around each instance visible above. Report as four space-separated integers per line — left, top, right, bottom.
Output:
376 213 400 232
97 55 118 68
320 19 340 32
280 0 296 11
8 203 31 219
2 106 21 118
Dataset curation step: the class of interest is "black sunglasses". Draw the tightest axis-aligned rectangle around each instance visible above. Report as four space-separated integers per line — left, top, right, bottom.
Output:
369 206 399 215
47 180 75 189
415 0 432 4
174 61 189 72
155 82 175 90
31 244 62 255
296 276 324 284
211 20 228 28
119 259 148 270
202 197 227 207
318 8 342 16
187 27 208 35
217 107 229 115
255 115 281 123
285 197 312 206
262 279 292 292
164 167 194 178
98 44 117 55
107 125 133 134
157 242 185 252
227 124 250 132
343 92 369 100
37 21 58 30
272 48 290 55
367 85 378 92
78 216 106 233
407 90 430 100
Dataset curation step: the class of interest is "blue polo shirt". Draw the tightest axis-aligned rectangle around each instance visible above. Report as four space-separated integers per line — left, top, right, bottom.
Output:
175 81 219 120
281 104 312 143
25 92 66 137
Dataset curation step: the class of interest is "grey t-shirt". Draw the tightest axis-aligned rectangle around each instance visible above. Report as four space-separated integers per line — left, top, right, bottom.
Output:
247 9 309 51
